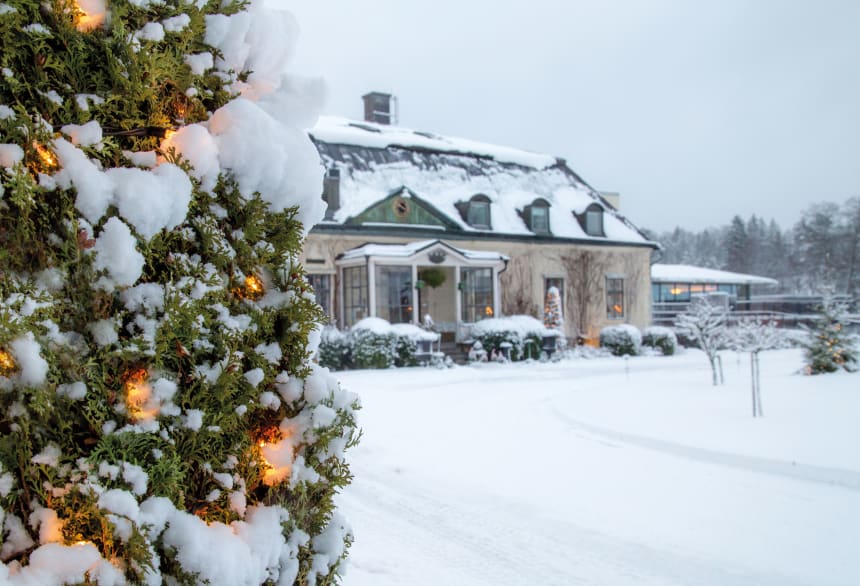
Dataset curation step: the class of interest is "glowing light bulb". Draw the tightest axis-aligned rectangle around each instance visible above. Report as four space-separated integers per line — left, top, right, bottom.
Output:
74 0 105 31
0 349 16 376
33 141 57 170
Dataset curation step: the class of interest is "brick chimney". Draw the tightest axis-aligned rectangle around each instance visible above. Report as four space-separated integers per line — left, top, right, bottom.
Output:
362 92 396 125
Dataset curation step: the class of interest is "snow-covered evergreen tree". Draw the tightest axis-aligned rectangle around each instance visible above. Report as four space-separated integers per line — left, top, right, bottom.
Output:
674 297 727 386
543 286 563 330
0 0 358 583
802 296 858 374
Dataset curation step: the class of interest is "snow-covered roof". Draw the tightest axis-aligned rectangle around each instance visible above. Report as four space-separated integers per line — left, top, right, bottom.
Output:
651 264 778 286
309 116 656 247
337 239 509 263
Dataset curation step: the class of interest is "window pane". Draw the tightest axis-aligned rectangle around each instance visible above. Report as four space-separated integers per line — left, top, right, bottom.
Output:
606 277 624 318
307 274 332 319
461 267 494 323
585 209 603 236
467 201 490 227
375 265 413 324
342 266 368 327
532 206 549 234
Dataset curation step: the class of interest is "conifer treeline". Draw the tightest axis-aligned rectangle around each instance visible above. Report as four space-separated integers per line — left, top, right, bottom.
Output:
645 198 860 296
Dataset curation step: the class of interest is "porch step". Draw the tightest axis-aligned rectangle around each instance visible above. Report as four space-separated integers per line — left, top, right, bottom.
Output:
439 340 471 365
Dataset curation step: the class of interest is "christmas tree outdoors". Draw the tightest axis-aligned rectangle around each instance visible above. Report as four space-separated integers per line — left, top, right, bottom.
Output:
803 296 858 374
543 286 563 330
0 0 358 584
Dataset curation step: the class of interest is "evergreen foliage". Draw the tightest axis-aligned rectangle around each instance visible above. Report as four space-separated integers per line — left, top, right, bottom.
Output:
641 326 677 356
802 297 858 374
599 324 641 356
0 0 357 583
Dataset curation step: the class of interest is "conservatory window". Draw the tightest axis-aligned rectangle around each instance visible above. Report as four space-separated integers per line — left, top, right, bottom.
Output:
306 274 332 320
461 267 494 323
342 266 368 327
375 265 413 324
606 277 624 319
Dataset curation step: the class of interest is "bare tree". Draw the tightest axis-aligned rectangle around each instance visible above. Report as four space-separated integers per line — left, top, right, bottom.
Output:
728 318 783 417
560 249 610 342
501 255 538 316
674 297 728 386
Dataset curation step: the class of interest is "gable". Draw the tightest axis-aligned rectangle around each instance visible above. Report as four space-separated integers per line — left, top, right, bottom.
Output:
345 189 462 230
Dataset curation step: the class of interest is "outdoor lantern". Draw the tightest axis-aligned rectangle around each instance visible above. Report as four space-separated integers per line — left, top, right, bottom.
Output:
457 281 466 291
414 280 425 290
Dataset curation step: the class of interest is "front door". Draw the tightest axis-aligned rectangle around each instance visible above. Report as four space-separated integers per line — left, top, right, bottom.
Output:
417 266 456 332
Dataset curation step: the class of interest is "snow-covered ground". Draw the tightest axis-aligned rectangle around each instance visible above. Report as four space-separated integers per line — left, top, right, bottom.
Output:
334 349 860 585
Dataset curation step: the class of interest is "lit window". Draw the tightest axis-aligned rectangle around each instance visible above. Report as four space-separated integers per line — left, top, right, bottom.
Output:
461 267 494 322
606 277 624 318
584 204 604 236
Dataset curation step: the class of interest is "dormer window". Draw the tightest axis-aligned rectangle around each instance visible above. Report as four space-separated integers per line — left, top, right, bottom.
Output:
525 199 551 235
584 203 604 236
465 195 491 229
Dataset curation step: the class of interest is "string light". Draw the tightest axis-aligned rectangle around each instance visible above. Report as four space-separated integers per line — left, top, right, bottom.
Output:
32 141 58 171
122 367 158 421
235 274 265 300
73 0 106 32
0 349 16 377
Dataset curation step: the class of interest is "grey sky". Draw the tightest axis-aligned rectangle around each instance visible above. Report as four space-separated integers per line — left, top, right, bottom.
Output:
286 0 860 231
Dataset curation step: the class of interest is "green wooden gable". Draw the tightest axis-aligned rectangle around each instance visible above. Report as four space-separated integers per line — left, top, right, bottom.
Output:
346 189 461 230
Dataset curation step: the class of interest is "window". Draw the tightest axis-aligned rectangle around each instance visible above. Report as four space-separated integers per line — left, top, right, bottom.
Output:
375 265 413 324
461 267 494 323
342 266 368 327
606 277 624 319
584 204 604 236
465 195 491 229
531 205 550 234
307 274 332 320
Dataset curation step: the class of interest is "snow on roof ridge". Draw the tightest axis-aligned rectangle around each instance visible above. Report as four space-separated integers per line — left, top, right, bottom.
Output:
651 264 778 285
312 115 559 170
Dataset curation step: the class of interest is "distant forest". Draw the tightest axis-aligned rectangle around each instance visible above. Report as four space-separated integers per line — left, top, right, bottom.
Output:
642 198 860 297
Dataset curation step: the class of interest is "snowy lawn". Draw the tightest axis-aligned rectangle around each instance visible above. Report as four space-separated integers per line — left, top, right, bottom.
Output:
334 349 860 585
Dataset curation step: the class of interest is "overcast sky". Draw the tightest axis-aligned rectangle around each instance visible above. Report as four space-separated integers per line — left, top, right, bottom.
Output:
286 0 860 232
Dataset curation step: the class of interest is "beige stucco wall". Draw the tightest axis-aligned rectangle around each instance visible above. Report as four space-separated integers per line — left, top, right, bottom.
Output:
300 232 652 341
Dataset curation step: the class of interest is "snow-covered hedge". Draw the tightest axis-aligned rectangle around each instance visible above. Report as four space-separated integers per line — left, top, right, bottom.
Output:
318 318 439 370
642 326 677 356
599 324 642 356
470 316 561 361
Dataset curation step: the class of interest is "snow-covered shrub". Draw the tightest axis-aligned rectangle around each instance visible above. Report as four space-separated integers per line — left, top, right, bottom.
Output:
471 316 561 361
642 326 677 355
599 324 642 356
318 325 351 370
349 318 398 369
391 322 440 366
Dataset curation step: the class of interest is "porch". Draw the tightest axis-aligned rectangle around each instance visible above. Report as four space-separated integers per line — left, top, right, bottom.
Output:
335 239 509 341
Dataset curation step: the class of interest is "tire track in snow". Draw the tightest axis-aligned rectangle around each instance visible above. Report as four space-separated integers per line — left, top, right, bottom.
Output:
340 465 805 586
551 408 860 491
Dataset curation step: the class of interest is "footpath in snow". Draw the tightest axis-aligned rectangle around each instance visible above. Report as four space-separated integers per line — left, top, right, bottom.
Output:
334 349 860 586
